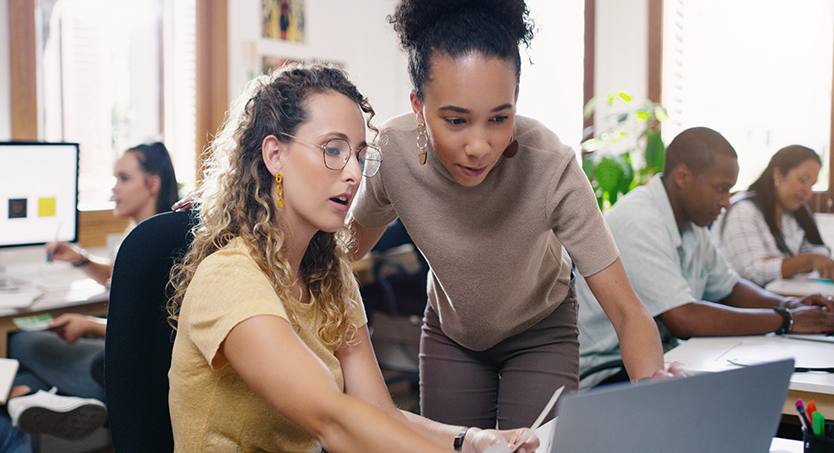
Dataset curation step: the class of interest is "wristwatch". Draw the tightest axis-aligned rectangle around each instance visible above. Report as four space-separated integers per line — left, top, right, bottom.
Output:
454 427 470 451
773 307 793 335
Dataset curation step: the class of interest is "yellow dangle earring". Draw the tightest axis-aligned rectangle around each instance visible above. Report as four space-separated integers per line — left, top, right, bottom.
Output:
275 173 284 208
416 123 428 165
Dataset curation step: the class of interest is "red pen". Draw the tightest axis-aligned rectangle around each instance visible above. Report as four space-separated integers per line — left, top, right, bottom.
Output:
807 400 818 419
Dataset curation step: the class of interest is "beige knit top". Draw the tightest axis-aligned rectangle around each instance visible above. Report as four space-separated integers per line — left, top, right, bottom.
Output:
352 113 619 350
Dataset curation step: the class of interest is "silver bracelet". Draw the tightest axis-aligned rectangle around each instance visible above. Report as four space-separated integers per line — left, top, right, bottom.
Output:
72 249 90 267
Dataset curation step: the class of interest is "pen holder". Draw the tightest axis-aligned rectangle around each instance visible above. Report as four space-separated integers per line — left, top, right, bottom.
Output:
803 421 834 453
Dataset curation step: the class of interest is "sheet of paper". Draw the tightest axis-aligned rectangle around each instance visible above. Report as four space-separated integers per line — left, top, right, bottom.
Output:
534 417 556 453
0 358 18 405
0 289 43 309
484 385 565 453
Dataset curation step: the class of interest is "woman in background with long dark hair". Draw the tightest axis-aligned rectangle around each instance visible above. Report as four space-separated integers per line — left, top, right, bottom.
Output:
713 145 834 287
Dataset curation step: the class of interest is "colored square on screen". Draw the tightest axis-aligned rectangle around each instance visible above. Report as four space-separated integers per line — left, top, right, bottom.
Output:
8 199 27 219
38 198 56 217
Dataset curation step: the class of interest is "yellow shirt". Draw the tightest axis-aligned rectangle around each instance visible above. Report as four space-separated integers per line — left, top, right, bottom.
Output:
168 238 366 452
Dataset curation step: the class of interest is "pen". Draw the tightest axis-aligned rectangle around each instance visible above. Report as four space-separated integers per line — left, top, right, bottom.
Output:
46 223 61 262
795 366 834 373
812 410 825 437
796 400 812 433
808 400 819 418
807 276 834 284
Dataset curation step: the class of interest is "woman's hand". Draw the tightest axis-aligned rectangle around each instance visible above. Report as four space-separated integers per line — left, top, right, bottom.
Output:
810 254 834 280
465 427 539 453
48 314 106 343
646 362 690 381
171 187 203 211
44 241 84 264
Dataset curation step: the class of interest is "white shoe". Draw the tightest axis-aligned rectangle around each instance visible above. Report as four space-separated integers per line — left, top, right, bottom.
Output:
7 387 107 440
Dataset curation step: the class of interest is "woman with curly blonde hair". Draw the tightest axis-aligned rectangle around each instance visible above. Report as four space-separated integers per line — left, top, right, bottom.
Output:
167 63 537 453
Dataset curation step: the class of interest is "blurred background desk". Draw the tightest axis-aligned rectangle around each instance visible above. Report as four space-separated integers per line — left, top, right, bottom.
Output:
0 250 108 357
765 274 834 297
664 335 834 417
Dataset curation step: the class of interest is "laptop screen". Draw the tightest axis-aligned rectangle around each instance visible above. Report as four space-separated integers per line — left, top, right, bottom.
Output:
549 359 794 453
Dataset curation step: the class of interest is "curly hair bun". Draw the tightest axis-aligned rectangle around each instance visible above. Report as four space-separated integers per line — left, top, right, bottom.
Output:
389 0 534 50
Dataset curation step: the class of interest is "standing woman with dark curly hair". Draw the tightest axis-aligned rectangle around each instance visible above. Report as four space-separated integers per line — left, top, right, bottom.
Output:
712 145 834 287
349 0 685 430
167 63 538 453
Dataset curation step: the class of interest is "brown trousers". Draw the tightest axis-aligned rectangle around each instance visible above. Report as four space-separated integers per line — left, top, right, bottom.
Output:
419 290 579 430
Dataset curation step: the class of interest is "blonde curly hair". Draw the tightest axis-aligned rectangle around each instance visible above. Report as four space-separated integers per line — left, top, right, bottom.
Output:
169 63 377 349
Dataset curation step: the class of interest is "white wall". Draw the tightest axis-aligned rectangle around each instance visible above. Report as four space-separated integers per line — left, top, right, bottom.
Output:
0 0 11 140
1 0 649 144
227 0 412 130
594 0 649 102
518 0 584 148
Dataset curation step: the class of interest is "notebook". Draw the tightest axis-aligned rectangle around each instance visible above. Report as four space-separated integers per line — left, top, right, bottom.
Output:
0 358 19 405
547 359 794 453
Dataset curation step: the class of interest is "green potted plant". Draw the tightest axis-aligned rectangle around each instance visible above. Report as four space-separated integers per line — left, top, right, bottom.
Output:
581 92 668 209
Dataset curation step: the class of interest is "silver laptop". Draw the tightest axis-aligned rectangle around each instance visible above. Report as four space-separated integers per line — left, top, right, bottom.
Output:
549 358 794 453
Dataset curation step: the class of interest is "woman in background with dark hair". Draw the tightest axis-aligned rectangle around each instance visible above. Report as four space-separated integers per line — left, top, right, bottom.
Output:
45 141 179 287
713 145 834 287
2 142 180 443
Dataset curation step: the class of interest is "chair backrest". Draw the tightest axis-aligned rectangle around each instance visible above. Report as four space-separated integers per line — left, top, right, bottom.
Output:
361 219 429 319
105 210 196 453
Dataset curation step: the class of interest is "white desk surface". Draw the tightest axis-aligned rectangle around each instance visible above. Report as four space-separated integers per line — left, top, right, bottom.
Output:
664 335 834 416
765 273 834 297
0 261 107 315
534 417 803 452
0 248 109 356
766 214 834 297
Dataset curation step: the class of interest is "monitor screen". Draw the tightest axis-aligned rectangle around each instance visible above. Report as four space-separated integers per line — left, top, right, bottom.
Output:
0 142 79 248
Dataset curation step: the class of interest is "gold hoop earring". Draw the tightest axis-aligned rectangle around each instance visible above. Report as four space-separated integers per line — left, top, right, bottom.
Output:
503 133 518 158
275 173 284 208
416 123 428 165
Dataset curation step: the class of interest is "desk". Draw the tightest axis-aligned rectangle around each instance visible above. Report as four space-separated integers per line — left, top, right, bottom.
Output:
765 274 834 297
0 261 108 357
664 335 834 417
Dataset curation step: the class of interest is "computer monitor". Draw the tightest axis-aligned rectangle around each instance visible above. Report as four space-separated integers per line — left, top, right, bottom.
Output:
0 142 79 248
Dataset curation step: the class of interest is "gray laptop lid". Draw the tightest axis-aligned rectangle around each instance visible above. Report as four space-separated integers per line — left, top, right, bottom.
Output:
550 358 794 453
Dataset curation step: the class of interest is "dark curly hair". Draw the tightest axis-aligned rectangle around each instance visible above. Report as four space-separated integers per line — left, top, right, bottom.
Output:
388 0 536 100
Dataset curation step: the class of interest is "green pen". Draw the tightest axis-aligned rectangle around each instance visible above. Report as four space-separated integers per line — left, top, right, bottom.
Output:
812 410 825 437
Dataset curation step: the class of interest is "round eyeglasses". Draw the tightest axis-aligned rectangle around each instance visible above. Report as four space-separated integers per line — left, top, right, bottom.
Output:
280 133 382 177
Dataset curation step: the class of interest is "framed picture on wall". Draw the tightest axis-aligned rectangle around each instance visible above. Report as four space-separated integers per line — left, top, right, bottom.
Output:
262 0 305 43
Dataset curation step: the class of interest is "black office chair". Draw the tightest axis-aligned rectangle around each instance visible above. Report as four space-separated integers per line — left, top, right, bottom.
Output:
105 210 196 453
359 220 428 410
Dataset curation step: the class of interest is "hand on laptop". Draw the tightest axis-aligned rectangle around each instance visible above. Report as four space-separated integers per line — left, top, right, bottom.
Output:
789 293 834 312
645 362 690 382
466 427 539 453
